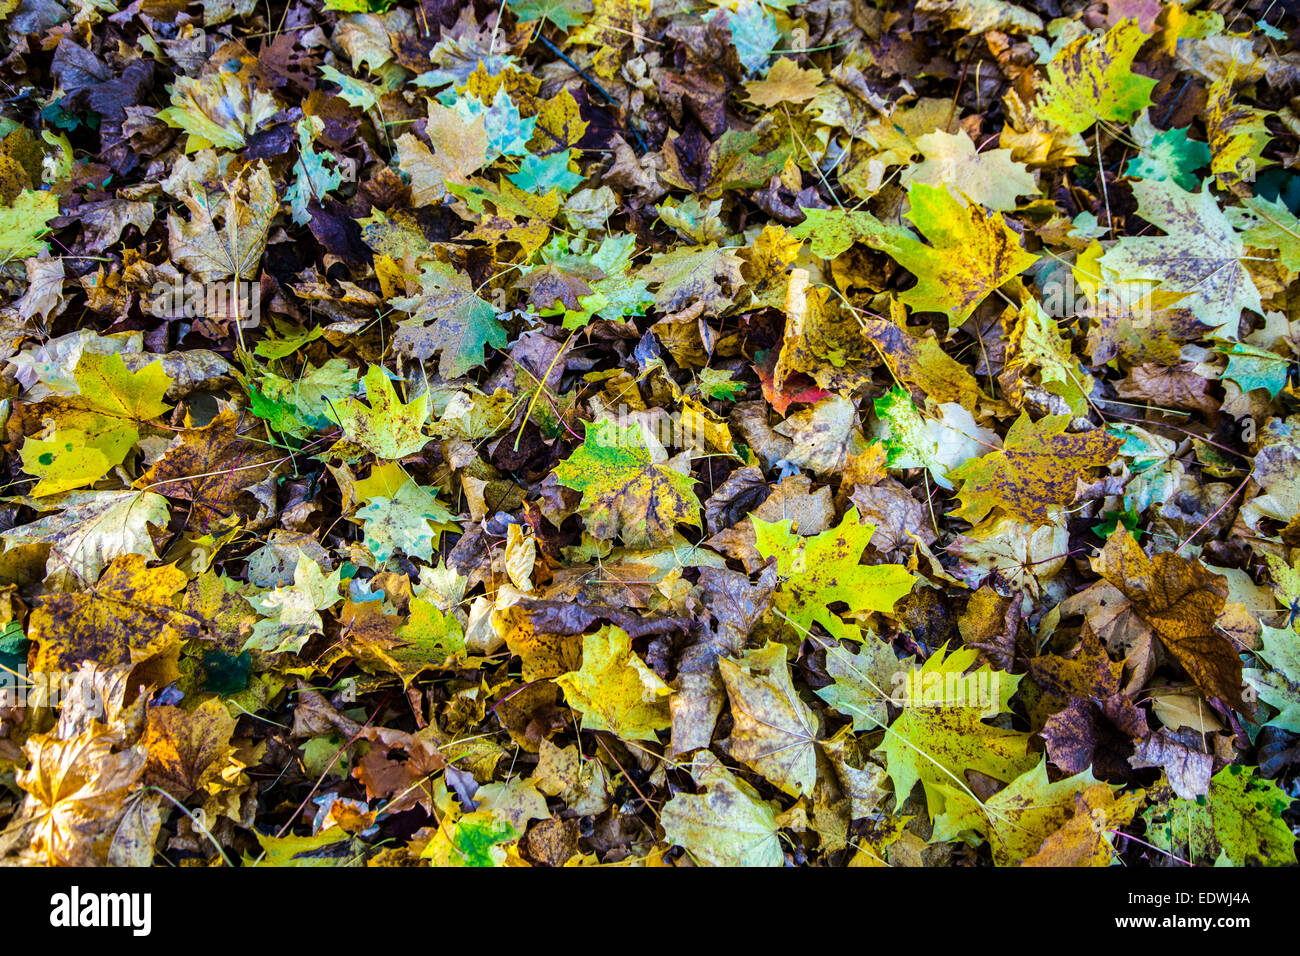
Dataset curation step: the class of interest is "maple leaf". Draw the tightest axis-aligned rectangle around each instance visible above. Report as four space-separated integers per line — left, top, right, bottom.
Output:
1 490 170 591
28 554 205 671
638 243 744 317
1142 765 1296 866
1001 296 1094 418
902 129 1038 211
1095 529 1247 713
875 643 1034 833
285 116 343 225
659 129 789 199
392 598 468 676
1221 343 1289 397
554 418 701 547
1205 72 1273 191
872 386 993 490
507 0 592 30
422 811 519 867
5 727 153 866
528 89 589 156
448 88 536 162
1097 179 1262 338
788 207 908 259
390 261 505 378
948 413 1122 525
884 182 1039 321
815 632 908 732
1243 625 1300 732
857 300 982 409
948 513 1069 597
21 351 172 497
719 641 819 796
339 598 466 687
1226 195 1300 273
136 406 282 526
723 0 779 75
1035 19 1157 134
743 57 823 107
157 72 278 151
255 358 359 438
555 625 672 741
143 699 237 800
394 103 489 204
660 754 783 867
984 760 1144 866
335 366 430 460
752 507 916 634
167 162 275 282
1125 116 1210 191
0 189 59 258
354 464 457 562
243 555 343 655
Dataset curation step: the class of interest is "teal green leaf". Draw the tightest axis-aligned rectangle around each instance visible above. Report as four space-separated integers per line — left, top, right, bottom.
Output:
1221 343 1289 397
508 150 584 194
506 0 591 29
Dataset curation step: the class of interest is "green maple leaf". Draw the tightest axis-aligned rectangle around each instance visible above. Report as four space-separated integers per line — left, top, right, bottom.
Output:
285 116 344 226
1221 343 1289 397
422 811 519 866
815 628 911 732
335 366 430 460
554 418 701 547
582 234 653 322
255 358 359 439
1142 765 1296 866
872 386 990 491
1226 195 1300 273
638 243 743 316
21 352 172 496
875 643 1033 830
319 65 380 112
752 506 916 634
356 478 456 563
506 0 591 30
243 556 342 655
723 0 779 75
508 150 583 194
885 182 1038 321
0 189 59 259
1036 18 1157 134
391 598 467 676
1125 124 1210 192
1098 179 1262 338
1245 624 1300 733
391 261 506 378
947 413 1123 526
696 367 744 402
356 476 457 564
789 207 909 259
